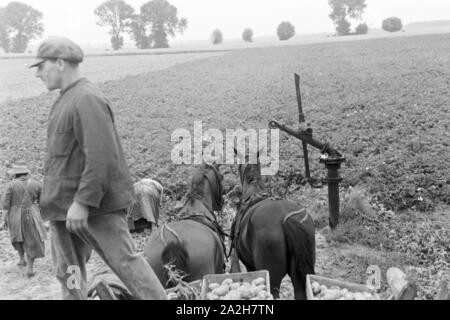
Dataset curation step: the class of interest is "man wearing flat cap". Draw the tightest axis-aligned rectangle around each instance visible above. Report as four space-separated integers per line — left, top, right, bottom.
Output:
30 36 167 300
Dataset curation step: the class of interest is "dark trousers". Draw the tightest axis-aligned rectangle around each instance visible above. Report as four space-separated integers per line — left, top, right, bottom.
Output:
50 210 167 300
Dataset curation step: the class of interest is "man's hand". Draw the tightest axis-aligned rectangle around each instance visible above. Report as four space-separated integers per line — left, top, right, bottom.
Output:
66 202 89 233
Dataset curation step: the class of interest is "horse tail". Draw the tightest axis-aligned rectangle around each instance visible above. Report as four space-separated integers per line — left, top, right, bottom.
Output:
282 211 316 289
161 225 190 287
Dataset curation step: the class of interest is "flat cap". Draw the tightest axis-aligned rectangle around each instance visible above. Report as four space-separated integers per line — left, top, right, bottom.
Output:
29 36 84 68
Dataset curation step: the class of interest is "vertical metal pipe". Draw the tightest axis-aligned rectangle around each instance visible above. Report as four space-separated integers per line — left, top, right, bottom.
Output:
321 157 345 229
327 168 341 229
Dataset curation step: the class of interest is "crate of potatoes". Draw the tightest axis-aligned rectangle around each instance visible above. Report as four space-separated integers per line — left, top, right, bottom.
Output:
306 275 381 300
200 270 273 300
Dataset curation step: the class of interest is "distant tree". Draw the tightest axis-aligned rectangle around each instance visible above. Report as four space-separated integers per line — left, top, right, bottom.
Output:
328 0 367 36
0 8 11 53
128 14 152 49
355 22 369 35
242 28 253 42
0 2 44 53
140 0 187 49
277 21 295 41
95 0 135 50
382 17 403 33
211 29 223 45
335 19 351 36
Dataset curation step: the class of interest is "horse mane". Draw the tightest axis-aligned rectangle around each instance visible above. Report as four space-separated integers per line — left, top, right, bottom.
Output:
241 163 265 189
186 163 224 211
186 167 206 202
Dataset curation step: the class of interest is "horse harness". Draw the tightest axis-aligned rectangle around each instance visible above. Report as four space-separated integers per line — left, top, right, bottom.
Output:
160 204 228 271
229 191 309 257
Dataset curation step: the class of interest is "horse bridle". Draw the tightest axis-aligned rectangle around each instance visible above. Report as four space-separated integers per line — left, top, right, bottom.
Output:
203 163 224 212
238 162 261 186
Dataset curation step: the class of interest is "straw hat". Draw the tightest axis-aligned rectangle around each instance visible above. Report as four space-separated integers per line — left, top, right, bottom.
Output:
7 160 31 176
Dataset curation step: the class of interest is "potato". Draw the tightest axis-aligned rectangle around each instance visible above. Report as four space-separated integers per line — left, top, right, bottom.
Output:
222 278 234 286
252 277 266 287
213 285 230 297
343 292 355 300
318 288 328 298
254 284 266 293
322 289 341 300
363 292 375 300
238 286 254 300
257 290 271 300
208 283 221 291
354 292 366 300
312 281 321 295
230 282 241 290
224 290 242 300
320 285 328 294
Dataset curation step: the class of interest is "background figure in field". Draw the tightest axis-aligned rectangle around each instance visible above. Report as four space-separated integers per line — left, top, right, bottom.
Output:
127 179 164 233
1 161 46 277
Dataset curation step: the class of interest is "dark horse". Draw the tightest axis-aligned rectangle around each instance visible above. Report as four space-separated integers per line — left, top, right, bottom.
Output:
144 163 226 288
230 151 316 300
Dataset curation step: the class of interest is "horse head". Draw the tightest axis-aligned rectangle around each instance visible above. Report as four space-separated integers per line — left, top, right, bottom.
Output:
234 148 265 198
186 162 224 215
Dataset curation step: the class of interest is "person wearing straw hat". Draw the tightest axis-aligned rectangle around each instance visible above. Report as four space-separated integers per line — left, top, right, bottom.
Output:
29 36 167 300
2 161 46 277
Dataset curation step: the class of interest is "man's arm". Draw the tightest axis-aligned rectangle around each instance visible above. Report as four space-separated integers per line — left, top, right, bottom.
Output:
67 93 119 232
73 93 119 209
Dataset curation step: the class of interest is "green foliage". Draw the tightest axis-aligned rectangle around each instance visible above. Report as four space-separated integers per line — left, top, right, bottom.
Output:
382 17 403 33
328 0 366 36
0 1 44 53
211 29 223 45
355 23 369 35
242 28 253 43
95 0 135 51
277 21 295 41
139 0 187 49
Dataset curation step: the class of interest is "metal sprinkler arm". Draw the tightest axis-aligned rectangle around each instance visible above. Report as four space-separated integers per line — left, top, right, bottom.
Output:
269 121 343 159
268 73 346 229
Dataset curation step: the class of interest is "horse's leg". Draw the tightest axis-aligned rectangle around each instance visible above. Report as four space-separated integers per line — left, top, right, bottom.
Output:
230 249 242 273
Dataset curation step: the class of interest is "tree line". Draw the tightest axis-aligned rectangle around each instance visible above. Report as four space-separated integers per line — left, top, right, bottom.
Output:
328 0 403 36
0 0 405 53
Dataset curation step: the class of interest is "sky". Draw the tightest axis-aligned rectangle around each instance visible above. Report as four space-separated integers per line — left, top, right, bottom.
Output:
1 0 450 46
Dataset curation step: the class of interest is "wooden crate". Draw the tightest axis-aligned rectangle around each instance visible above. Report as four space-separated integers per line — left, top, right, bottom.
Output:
306 275 381 300
200 270 270 300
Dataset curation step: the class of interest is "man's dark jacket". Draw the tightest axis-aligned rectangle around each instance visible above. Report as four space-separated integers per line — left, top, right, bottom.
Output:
40 78 135 221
